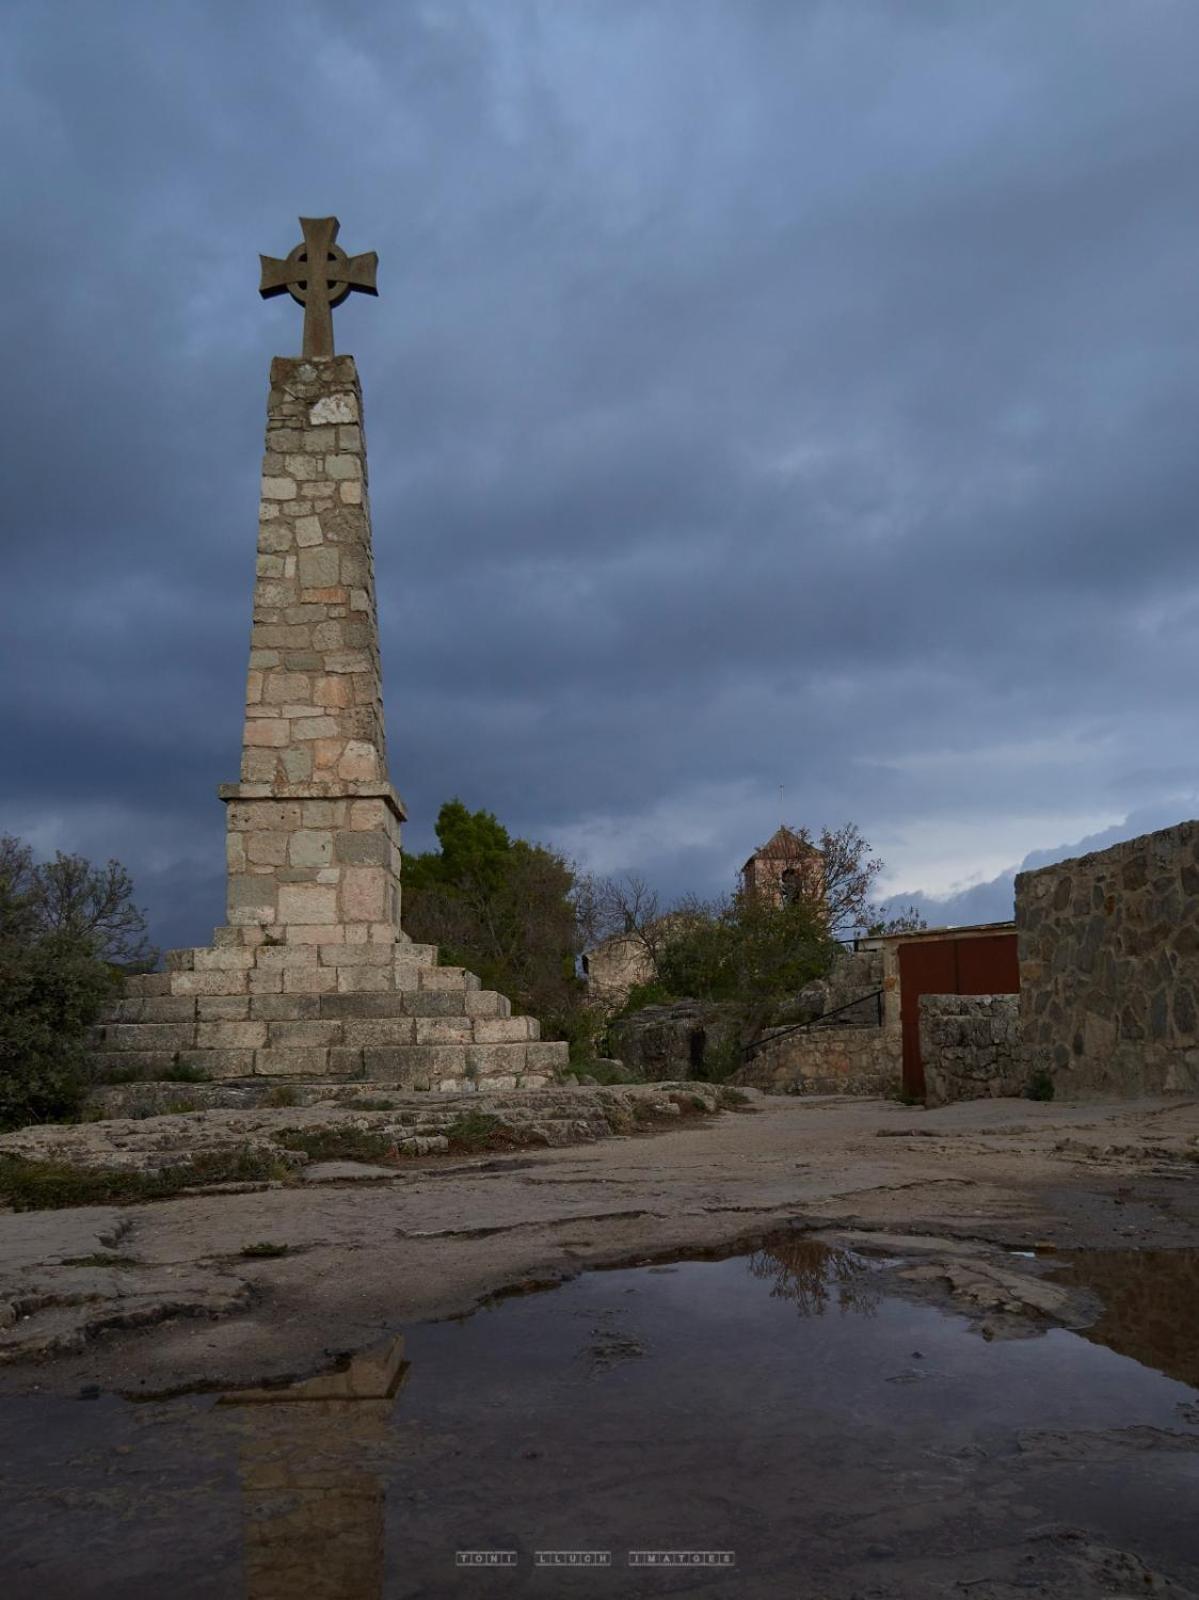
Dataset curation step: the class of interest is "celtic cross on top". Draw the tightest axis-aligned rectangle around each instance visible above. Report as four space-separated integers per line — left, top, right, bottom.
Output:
259 217 378 359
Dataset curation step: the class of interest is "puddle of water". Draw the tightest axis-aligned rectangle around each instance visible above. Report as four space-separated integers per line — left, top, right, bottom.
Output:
1 1241 1197 1599
1050 1247 1199 1391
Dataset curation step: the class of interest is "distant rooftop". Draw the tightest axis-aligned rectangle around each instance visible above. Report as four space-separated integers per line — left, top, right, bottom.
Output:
742 825 820 871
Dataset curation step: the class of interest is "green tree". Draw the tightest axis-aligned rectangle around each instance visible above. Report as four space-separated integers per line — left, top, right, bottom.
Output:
27 850 157 968
403 801 599 1058
0 836 152 1130
598 821 916 1073
404 799 513 897
657 888 840 1048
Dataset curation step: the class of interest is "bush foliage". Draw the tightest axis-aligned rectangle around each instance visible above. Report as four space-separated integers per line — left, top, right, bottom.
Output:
589 821 927 1068
0 835 152 1131
403 799 600 1059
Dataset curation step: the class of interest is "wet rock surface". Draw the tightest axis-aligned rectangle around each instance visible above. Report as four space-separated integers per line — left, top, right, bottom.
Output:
0 1081 729 1174
0 1090 1194 1399
2 1243 1198 1599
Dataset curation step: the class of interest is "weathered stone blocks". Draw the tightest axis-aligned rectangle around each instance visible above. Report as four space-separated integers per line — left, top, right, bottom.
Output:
93 356 566 1098
919 995 1023 1106
91 934 568 1092
221 358 404 937
1016 820 1199 1096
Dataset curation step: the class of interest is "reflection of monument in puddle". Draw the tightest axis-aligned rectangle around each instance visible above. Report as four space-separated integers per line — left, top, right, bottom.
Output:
747 1238 881 1317
220 1336 408 1600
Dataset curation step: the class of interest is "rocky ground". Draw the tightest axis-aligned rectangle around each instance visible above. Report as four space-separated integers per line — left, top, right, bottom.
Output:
0 1086 1195 1396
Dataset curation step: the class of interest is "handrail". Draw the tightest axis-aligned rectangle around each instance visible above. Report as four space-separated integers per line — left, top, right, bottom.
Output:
741 988 884 1062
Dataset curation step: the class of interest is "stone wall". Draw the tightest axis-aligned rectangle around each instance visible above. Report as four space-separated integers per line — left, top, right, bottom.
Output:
1016 820 1199 1095
605 1001 739 1080
734 947 898 1096
724 946 898 1096
733 1022 899 1096
793 949 885 1024
919 994 1023 1106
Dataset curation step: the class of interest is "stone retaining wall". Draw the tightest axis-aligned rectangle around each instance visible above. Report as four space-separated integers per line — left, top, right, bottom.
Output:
605 1000 739 1080
1016 820 1199 1095
919 994 1023 1106
733 1023 899 1097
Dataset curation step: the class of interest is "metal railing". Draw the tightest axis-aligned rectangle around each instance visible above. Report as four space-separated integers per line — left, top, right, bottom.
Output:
741 988 884 1063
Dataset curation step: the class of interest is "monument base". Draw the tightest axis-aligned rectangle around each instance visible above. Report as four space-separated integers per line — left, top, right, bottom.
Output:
88 932 569 1093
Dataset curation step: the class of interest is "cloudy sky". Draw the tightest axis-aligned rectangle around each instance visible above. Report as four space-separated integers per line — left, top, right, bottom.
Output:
3 0 1198 951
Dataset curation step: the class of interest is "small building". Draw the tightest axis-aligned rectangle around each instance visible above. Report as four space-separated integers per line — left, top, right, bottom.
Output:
741 826 824 907
581 931 656 1016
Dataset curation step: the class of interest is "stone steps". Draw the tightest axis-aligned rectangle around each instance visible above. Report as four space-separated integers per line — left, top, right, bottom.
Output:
92 935 568 1093
89 1013 561 1091
101 988 522 1029
139 944 476 999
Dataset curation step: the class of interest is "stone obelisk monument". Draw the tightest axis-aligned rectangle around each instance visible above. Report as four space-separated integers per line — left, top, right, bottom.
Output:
91 219 566 1093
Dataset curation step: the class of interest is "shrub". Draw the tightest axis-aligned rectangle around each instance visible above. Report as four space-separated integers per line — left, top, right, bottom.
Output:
571 1058 639 1086
1024 1068 1055 1102
616 980 676 1018
443 1110 523 1153
0 836 151 1132
163 1063 210 1084
0 933 121 1130
0 1148 290 1211
271 1126 395 1163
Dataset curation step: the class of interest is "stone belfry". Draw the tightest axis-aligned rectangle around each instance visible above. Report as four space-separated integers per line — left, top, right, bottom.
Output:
89 219 567 1092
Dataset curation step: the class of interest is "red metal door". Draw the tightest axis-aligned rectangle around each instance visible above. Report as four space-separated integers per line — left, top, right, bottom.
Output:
956 934 1020 996
898 941 956 1098
897 932 1019 1098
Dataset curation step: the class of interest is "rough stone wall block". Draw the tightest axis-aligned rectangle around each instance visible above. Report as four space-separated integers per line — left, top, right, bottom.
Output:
221 356 406 939
1016 819 1199 1097
919 994 1023 1106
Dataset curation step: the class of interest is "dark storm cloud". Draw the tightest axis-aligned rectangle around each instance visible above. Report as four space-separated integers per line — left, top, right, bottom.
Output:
2 0 1198 949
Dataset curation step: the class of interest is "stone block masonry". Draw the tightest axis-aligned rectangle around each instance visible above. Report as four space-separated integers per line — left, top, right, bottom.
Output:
222 356 403 936
733 1023 899 1097
919 995 1023 1107
92 349 568 1095
88 942 565 1093
1016 820 1199 1096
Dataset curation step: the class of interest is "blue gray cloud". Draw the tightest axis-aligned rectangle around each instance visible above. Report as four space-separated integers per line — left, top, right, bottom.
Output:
2 1 1197 950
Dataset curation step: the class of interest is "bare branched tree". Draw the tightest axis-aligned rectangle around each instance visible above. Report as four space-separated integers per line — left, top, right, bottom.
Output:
588 873 668 968
27 852 155 968
772 822 925 940
0 836 38 943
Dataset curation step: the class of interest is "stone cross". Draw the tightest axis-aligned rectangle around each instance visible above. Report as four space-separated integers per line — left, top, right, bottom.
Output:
259 217 378 359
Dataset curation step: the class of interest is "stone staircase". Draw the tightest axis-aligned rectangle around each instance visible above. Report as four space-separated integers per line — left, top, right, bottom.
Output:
89 928 569 1094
